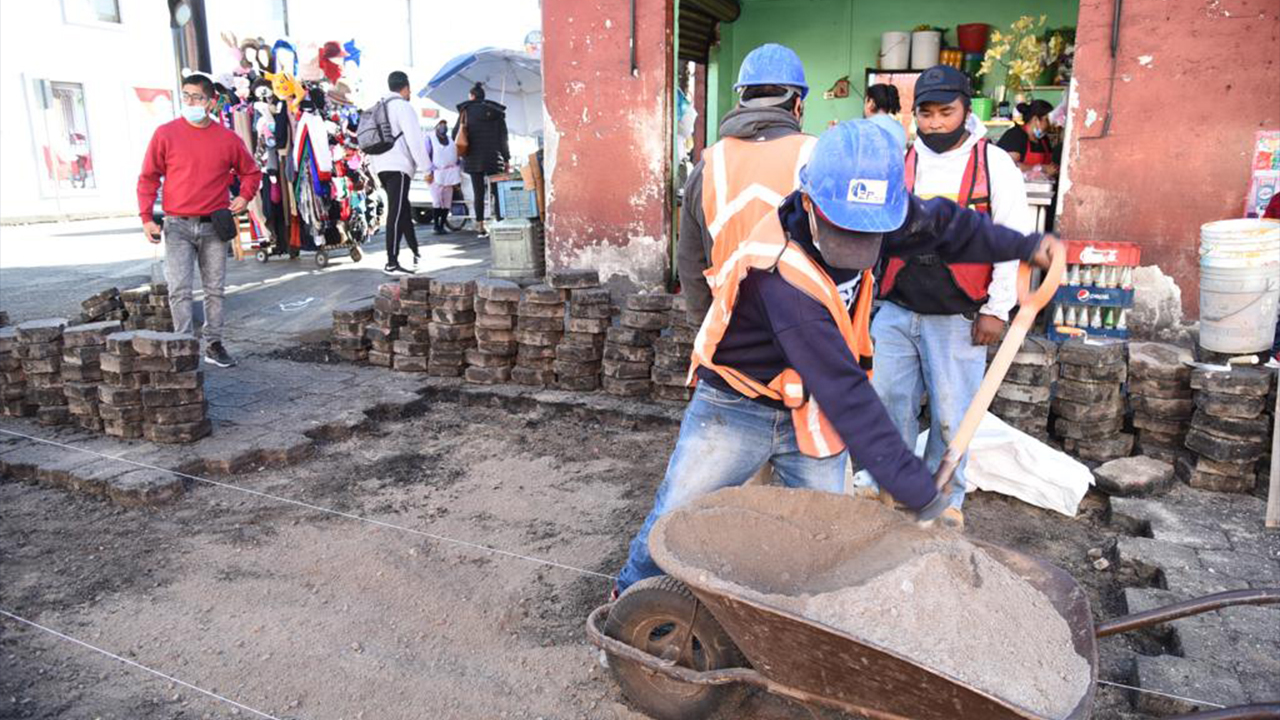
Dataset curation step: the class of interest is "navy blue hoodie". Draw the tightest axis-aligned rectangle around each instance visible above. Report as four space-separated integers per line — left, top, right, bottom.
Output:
696 192 1042 510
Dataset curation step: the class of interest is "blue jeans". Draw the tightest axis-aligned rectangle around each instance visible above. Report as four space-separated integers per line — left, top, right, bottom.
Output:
861 301 985 509
616 383 847 592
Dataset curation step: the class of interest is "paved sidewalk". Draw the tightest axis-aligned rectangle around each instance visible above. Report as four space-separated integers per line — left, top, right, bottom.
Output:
1110 486 1280 714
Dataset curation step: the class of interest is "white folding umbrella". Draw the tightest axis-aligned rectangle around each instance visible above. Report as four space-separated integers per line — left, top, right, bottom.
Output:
420 47 543 136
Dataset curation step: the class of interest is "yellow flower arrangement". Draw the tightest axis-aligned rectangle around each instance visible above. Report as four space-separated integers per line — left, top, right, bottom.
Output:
978 15 1049 91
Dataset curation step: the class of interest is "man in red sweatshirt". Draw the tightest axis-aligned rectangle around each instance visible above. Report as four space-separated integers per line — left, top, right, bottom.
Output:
137 74 261 368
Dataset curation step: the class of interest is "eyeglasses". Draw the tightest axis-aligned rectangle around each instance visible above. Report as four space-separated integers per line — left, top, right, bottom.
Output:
181 92 208 103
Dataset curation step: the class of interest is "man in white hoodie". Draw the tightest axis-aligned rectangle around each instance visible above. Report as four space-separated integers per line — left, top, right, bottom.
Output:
864 65 1034 528
368 71 430 275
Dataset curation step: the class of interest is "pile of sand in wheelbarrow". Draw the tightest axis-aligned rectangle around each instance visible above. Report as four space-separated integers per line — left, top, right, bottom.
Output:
649 486 1092 719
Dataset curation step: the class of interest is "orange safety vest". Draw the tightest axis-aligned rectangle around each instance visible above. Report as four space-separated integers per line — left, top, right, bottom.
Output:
689 212 875 459
701 133 817 286
879 139 994 303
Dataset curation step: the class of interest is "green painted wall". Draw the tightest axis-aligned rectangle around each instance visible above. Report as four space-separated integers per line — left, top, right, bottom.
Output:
707 0 1078 139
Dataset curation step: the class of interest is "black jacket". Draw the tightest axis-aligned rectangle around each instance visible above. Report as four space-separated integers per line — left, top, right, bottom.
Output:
453 99 511 175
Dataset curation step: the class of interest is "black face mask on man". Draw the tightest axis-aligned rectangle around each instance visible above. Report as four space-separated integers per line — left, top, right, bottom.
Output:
918 116 969 154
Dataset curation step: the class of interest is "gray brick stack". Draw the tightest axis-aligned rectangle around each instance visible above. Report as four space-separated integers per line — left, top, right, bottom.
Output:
603 293 670 398
1180 366 1273 493
550 270 608 392
0 327 36 417
427 279 477 377
15 318 69 426
650 294 697 403
331 299 374 363
78 287 124 324
364 283 404 368
1052 337 1132 462
1127 342 1195 464
466 278 521 384
512 284 565 387
990 336 1057 440
121 284 173 331
393 277 432 373
99 331 147 439
133 331 208 443
61 320 123 433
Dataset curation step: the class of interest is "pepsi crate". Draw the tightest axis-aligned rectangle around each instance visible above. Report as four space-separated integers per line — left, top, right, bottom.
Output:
496 180 539 219
1053 285 1134 308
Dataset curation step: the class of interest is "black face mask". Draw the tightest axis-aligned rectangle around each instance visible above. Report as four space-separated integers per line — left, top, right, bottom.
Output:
918 122 968 154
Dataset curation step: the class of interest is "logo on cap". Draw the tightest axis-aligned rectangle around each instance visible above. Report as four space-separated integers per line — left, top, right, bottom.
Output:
847 179 888 205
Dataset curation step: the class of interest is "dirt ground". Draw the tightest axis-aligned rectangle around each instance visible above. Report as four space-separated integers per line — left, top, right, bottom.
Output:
1 392 1148 719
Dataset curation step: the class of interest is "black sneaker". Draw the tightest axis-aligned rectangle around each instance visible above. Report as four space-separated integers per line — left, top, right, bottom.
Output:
204 342 236 368
382 263 412 276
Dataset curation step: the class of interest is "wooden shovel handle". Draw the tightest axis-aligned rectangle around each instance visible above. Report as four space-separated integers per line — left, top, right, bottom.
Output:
934 241 1066 491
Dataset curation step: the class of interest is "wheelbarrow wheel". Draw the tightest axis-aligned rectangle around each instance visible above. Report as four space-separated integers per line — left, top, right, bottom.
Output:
604 576 745 720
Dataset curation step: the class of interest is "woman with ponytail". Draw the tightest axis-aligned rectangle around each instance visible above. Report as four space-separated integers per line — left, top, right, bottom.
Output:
863 83 905 151
998 99 1057 176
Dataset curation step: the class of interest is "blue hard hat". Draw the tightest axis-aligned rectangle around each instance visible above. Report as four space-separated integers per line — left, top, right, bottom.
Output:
734 43 808 99
799 120 907 234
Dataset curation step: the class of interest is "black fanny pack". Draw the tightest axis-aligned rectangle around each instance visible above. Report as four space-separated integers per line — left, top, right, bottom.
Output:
210 209 238 242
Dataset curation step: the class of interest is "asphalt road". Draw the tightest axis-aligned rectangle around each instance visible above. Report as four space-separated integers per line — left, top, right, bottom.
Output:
0 217 491 344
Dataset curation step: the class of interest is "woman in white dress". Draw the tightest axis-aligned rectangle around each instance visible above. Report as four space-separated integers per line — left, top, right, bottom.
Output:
425 119 462 234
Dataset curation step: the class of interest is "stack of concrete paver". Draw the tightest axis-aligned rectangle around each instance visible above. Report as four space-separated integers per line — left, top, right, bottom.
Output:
1127 342 1195 465
78 288 125 324
99 332 147 438
989 336 1057 440
133 331 208 443
121 284 173 332
15 319 69 427
466 278 521 385
1052 337 1132 463
0 327 36 417
427 279 476 377
551 270 609 392
1181 366 1273 493
512 284 565 387
603 294 670 398
331 300 373 363
364 283 404 368
650 294 698 403
393 277 432 373
61 320 123 433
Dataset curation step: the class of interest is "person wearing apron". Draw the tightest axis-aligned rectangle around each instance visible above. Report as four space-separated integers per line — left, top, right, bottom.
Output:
998 99 1057 176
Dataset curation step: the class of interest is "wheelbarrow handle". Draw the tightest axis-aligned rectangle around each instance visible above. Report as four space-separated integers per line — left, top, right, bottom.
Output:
935 242 1066 491
1094 587 1280 638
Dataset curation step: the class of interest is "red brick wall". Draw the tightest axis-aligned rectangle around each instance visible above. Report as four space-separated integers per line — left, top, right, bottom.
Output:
1060 0 1280 317
542 0 675 292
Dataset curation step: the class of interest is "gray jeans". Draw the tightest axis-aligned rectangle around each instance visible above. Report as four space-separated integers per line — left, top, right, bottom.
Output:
163 217 227 344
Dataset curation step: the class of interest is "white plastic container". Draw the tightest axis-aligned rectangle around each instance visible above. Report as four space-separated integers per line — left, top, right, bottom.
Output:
880 32 910 70
1198 218 1280 354
910 31 942 70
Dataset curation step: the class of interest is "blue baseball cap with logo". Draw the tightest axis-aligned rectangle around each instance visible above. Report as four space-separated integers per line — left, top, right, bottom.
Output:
913 64 973 108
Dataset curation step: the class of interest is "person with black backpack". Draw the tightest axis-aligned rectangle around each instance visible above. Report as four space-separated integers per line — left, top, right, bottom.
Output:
362 71 429 275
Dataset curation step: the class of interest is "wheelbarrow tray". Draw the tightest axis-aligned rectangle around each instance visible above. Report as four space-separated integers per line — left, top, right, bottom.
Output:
645 487 1097 720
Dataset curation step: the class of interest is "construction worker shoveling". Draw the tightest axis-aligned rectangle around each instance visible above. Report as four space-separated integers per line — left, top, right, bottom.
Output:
615 119 1061 595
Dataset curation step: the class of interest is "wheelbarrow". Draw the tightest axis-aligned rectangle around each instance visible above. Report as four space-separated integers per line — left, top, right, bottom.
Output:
586 488 1280 719
586 245 1280 719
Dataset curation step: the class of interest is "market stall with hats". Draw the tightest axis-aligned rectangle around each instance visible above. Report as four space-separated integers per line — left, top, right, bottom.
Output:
199 34 385 268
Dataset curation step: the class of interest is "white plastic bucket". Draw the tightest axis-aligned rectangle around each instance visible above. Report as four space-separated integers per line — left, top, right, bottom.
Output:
880 32 910 70
910 31 941 70
1198 218 1280 354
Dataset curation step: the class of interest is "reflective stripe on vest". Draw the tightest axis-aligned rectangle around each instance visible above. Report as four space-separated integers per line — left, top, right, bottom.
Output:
880 140 994 303
689 212 875 459
701 134 816 287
